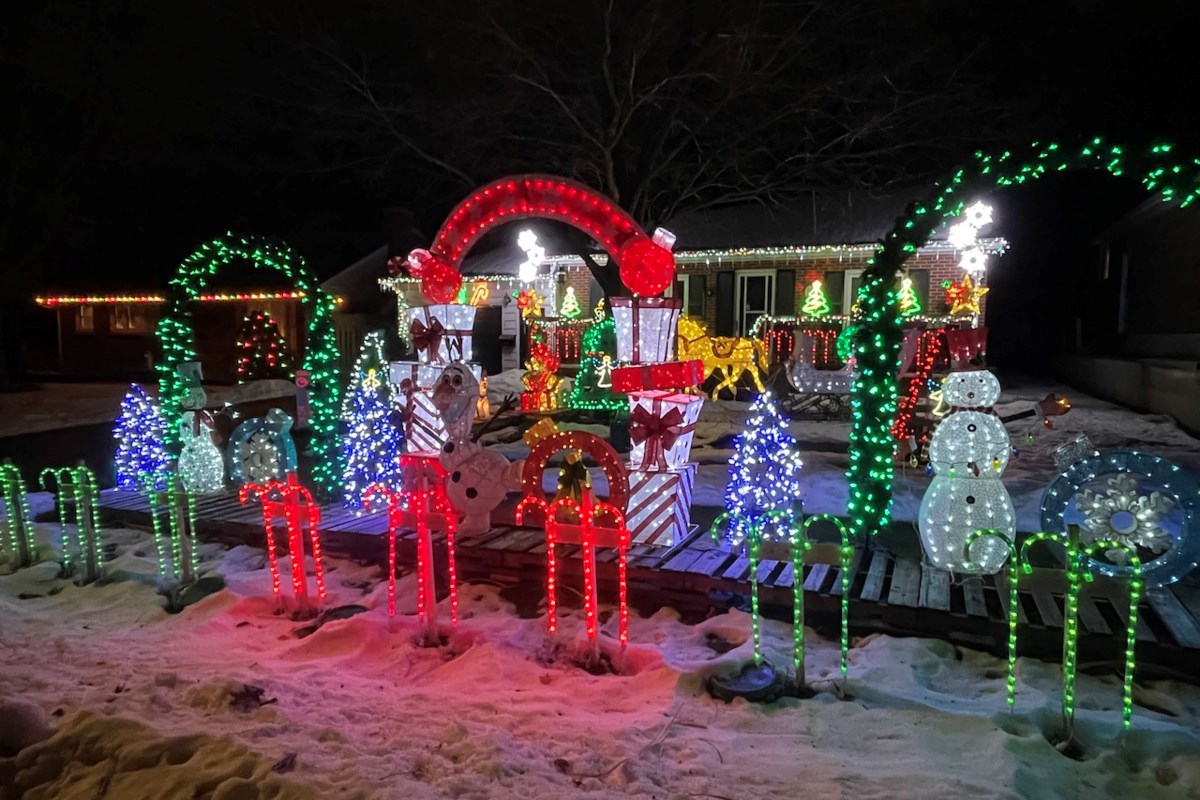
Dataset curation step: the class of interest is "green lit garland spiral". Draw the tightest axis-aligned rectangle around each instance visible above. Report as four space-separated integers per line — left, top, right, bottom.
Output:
155 234 343 499
850 137 1200 539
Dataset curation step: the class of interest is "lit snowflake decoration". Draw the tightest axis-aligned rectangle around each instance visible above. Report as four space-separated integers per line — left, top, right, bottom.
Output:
1076 474 1174 563
947 221 978 249
959 248 989 275
963 201 994 228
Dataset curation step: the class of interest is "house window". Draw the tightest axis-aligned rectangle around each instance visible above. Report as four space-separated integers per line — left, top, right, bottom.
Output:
111 303 149 333
841 269 864 315
667 274 706 318
735 270 775 336
76 304 95 333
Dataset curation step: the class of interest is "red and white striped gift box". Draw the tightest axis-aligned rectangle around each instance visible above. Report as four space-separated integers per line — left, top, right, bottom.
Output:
626 463 696 547
405 390 448 454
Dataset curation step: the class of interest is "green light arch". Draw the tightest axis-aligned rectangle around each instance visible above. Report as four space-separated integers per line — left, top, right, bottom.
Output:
155 234 342 498
849 137 1198 540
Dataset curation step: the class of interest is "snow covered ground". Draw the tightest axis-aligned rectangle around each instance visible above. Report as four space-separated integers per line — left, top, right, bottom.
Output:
3 523 1200 799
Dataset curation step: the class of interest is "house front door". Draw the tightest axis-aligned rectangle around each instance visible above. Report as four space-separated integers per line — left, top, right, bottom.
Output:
735 270 775 337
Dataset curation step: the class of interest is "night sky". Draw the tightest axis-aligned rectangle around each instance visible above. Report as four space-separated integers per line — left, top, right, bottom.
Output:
4 1 1198 368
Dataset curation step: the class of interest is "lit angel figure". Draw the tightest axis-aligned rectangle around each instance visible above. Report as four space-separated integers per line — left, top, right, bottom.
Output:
1076 474 1174 563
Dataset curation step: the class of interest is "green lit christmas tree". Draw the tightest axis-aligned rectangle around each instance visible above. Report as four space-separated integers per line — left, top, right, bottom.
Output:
567 315 625 411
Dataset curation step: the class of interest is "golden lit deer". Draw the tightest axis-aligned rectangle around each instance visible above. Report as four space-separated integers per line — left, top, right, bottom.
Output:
677 316 769 399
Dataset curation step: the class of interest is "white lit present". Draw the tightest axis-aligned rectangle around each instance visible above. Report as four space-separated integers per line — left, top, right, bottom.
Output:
627 463 696 547
627 390 703 471
405 304 476 364
611 297 681 364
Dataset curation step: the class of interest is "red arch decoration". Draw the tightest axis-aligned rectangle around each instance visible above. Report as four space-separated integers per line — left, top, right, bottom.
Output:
408 175 676 302
520 429 630 514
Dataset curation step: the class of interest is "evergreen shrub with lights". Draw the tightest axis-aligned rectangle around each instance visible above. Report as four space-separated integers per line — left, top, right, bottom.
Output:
234 310 293 382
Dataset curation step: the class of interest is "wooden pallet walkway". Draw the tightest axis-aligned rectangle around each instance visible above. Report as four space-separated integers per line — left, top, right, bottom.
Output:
95 489 1200 677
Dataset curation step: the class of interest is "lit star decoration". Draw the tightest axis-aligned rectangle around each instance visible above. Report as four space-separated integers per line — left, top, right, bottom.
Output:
113 384 170 490
719 391 804 549
516 289 543 320
1075 474 1174 563
944 273 989 316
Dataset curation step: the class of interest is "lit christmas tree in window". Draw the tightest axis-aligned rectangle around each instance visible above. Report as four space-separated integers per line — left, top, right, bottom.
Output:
341 331 404 510
113 383 170 489
234 310 292 382
801 280 831 318
898 276 923 317
720 392 804 548
559 286 582 319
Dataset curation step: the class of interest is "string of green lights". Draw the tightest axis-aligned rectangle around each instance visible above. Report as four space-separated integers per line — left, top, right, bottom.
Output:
155 235 343 499
852 137 1200 541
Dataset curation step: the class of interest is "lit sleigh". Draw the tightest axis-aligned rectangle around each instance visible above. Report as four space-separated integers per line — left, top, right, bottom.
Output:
784 328 856 418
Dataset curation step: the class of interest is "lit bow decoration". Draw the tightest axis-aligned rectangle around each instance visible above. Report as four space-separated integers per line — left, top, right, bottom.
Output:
410 317 446 359
630 404 694 470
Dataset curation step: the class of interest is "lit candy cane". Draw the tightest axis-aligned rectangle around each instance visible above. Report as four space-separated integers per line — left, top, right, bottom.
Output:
369 456 459 644
1080 539 1142 730
40 464 103 583
966 529 1020 708
239 473 326 616
516 492 630 652
0 461 36 569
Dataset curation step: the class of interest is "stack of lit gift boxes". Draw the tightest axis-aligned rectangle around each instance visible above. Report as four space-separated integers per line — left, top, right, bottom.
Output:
388 302 483 453
610 297 705 547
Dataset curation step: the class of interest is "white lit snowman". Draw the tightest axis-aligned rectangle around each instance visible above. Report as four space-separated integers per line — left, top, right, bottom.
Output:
918 369 1014 573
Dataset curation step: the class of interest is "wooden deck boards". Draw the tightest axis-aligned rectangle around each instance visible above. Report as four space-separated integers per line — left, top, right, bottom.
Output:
90 491 1200 675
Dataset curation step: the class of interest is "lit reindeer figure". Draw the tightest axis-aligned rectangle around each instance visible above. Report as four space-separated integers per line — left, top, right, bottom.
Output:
364 453 459 646
677 316 769 399
239 473 326 616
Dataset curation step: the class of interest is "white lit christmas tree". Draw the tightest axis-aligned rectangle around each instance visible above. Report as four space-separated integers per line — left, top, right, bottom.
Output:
721 392 804 548
113 384 170 489
341 331 404 510
234 310 292 382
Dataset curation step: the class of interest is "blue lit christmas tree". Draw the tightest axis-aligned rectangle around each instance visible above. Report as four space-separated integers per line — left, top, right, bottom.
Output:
341 331 403 510
721 392 804 548
113 384 170 489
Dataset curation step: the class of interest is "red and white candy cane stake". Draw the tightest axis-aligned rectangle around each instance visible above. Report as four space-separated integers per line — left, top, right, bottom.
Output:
515 491 630 657
367 457 459 645
239 472 326 616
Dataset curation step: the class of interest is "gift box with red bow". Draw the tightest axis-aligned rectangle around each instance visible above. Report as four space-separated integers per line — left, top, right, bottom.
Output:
405 304 476 364
612 360 704 393
626 463 696 547
611 297 681 365
627 389 703 471
396 389 448 454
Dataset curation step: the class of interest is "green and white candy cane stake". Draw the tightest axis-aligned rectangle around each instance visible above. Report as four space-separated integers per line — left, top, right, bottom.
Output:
40 463 104 583
964 529 1020 708
1079 539 1143 731
0 461 37 568
141 470 201 588
1019 528 1080 739
804 514 855 679
711 510 811 686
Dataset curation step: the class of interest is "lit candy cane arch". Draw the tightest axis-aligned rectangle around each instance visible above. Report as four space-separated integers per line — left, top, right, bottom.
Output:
515 426 631 652
364 455 459 645
406 176 678 303
239 473 327 616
